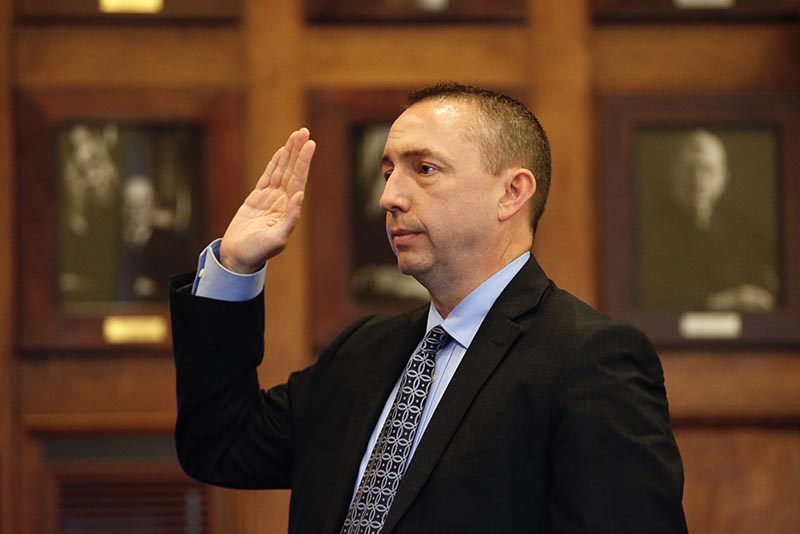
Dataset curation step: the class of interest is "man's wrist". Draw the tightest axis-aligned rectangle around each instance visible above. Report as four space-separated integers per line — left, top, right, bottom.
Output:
193 239 267 301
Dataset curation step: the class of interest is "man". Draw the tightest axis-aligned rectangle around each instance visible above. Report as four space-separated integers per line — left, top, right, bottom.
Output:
639 128 778 312
171 83 687 533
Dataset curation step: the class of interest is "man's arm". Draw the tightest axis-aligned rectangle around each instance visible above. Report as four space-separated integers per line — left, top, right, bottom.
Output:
170 128 317 488
549 322 687 533
172 278 300 488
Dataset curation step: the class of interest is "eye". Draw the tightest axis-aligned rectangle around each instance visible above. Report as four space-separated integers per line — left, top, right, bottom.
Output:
382 167 393 181
418 163 437 175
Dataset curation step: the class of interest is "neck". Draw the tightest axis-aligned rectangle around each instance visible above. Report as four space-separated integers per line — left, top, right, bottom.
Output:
426 242 530 318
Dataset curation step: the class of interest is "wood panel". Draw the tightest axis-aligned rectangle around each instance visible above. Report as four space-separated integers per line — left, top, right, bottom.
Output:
664 352 800 423
15 27 243 88
677 427 800 533
594 25 800 91
303 26 528 87
20 355 176 420
18 434 47 534
0 0 16 531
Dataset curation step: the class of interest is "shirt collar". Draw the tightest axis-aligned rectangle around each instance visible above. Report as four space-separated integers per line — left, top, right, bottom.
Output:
426 252 530 349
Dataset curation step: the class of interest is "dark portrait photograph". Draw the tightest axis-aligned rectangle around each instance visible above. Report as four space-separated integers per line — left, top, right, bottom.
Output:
350 123 428 305
55 122 205 311
634 127 780 313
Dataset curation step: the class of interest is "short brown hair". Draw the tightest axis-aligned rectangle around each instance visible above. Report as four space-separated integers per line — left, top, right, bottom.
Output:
408 82 552 235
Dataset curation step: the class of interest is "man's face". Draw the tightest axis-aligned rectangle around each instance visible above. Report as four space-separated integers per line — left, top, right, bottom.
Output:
379 100 503 287
673 134 728 209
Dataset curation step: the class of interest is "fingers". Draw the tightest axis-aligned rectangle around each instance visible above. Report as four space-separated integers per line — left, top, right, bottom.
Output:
255 146 283 189
279 128 310 189
255 128 314 191
286 139 316 198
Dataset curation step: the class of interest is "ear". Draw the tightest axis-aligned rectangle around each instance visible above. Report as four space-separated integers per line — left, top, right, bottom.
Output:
498 168 536 223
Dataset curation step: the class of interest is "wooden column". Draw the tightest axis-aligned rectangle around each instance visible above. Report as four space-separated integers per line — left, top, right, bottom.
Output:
0 0 16 530
528 0 596 304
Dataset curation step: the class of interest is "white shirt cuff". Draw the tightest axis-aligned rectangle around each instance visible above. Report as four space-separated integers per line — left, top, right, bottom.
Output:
192 239 266 301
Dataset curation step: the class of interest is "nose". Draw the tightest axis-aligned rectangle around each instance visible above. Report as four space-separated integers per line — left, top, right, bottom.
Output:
379 171 410 213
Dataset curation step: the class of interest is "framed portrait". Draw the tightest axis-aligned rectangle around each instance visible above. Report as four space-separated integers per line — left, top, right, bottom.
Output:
305 0 525 24
600 93 800 346
308 89 429 349
591 0 799 22
17 0 240 24
16 89 242 352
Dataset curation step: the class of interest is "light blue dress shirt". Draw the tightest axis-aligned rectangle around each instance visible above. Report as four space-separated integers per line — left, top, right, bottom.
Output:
193 239 265 301
190 240 530 495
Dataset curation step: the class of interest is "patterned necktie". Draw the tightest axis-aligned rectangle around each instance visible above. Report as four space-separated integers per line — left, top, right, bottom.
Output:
340 325 452 534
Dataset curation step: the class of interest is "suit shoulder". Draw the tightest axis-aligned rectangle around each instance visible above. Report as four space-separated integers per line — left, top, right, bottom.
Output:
536 284 656 357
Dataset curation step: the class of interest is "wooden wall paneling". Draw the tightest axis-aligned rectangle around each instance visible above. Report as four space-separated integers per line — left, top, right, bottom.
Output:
18 434 50 534
528 0 596 304
304 26 528 87
664 352 800 423
19 354 178 433
1 0 16 531
47 460 213 534
17 433 228 534
15 27 244 89
207 485 237 534
676 426 800 534
594 25 800 92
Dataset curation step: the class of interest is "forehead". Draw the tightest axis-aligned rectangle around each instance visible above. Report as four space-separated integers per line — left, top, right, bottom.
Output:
384 100 477 154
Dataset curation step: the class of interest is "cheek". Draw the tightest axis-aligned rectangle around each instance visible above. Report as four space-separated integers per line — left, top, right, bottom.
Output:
384 212 394 248
436 199 490 238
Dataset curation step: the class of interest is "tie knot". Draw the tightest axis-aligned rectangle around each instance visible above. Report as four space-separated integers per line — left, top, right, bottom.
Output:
423 325 451 353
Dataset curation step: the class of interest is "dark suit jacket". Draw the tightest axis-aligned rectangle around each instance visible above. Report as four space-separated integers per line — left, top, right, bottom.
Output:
171 257 687 533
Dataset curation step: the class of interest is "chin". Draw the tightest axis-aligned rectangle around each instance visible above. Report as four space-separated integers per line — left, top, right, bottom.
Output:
395 254 430 279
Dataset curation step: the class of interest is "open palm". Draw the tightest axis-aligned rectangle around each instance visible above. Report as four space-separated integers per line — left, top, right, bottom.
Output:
220 128 316 274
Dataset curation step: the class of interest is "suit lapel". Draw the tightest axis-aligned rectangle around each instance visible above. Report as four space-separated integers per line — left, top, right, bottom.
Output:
381 257 551 533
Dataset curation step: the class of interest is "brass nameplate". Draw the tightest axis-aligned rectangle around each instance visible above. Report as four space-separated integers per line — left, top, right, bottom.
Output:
99 0 164 14
679 312 742 339
103 316 168 344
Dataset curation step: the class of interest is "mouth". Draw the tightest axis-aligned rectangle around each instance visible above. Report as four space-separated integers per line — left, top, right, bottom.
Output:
388 228 422 247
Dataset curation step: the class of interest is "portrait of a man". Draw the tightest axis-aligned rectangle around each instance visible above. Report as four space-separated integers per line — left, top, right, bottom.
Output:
56 122 205 309
635 127 780 312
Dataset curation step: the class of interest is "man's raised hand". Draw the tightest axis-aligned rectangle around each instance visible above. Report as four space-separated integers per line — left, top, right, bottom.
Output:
220 128 316 274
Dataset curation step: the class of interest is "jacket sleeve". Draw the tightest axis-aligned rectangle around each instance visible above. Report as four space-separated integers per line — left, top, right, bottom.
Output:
170 272 304 489
549 321 688 533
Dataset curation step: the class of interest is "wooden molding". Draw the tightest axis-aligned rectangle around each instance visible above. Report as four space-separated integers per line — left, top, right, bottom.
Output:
22 411 175 434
